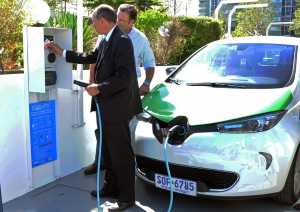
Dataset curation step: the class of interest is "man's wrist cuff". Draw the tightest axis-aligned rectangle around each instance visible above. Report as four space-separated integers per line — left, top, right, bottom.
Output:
63 49 66 58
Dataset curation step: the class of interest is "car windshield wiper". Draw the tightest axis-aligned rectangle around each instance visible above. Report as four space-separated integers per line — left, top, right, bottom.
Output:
167 78 185 85
185 82 249 88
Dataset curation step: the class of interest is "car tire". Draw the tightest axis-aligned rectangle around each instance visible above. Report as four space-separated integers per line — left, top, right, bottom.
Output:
274 145 300 204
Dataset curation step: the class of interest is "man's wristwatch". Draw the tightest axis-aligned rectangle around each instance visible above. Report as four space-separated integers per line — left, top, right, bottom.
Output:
143 79 151 86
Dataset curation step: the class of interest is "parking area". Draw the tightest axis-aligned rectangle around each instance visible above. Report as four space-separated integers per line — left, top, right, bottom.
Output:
3 169 296 212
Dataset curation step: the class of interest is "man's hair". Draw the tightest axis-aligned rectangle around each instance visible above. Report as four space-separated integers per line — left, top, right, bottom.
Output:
92 4 116 23
118 4 138 22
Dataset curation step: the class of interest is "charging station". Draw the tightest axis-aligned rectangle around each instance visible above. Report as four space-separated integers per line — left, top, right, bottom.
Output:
22 26 92 190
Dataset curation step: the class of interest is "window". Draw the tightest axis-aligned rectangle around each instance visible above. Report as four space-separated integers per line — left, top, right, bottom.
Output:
170 43 295 88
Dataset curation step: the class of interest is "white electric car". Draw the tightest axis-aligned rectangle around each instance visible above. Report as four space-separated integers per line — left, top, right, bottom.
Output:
133 36 300 204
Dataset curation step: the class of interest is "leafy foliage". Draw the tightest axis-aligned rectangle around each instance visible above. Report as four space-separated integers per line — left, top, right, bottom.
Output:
292 0 300 35
131 0 162 11
45 12 97 52
83 0 162 11
137 12 223 65
0 0 24 70
136 8 169 42
232 1 273 37
175 16 223 64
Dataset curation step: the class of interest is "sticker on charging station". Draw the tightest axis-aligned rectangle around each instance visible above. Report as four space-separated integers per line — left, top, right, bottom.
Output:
155 173 197 196
29 100 57 167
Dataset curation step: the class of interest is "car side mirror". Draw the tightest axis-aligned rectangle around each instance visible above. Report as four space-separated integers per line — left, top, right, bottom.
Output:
165 66 177 75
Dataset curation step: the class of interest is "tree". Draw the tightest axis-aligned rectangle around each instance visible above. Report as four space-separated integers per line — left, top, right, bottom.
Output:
292 0 300 35
44 0 60 9
232 1 273 37
83 0 162 11
45 0 71 13
0 0 24 70
292 10 300 35
136 8 169 40
84 0 132 10
164 0 184 16
133 0 162 11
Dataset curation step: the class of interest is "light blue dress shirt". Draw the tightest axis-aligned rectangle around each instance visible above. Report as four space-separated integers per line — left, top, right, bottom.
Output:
92 27 155 78
128 27 156 78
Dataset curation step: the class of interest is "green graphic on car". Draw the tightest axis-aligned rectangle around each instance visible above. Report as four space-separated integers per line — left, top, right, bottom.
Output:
142 82 293 125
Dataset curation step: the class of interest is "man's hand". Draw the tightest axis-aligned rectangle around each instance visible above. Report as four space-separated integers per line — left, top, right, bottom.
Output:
141 68 154 96
139 83 150 96
45 42 63 56
86 84 100 96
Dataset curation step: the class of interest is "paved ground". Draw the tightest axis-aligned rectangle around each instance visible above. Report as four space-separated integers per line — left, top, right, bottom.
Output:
3 169 298 212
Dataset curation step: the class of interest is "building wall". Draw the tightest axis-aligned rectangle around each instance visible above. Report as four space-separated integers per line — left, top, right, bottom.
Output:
199 0 211 16
280 0 296 35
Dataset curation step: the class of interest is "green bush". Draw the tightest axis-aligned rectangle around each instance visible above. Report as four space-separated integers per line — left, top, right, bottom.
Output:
168 16 223 65
136 8 169 44
137 13 223 65
135 8 170 65
135 8 224 65
83 0 162 11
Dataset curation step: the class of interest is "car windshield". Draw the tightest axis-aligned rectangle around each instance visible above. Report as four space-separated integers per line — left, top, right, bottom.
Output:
168 43 296 88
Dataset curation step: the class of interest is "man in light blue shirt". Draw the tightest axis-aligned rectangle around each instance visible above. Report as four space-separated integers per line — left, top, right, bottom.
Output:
117 4 155 95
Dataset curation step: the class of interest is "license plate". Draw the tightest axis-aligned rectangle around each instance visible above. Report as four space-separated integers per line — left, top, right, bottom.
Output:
155 173 197 196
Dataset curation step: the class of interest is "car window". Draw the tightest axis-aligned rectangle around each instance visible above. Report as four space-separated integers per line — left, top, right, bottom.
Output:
170 43 296 88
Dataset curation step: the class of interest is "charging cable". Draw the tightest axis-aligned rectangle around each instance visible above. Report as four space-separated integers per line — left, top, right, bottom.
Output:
95 101 103 211
73 80 103 211
163 135 174 212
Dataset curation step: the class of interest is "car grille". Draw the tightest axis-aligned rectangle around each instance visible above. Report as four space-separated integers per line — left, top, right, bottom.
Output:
136 155 239 191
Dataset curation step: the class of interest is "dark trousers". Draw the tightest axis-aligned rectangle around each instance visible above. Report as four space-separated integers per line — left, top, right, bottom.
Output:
102 121 135 202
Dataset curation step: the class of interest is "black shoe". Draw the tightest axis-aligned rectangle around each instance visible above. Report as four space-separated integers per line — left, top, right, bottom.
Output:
84 164 105 175
293 201 300 210
107 201 135 211
90 188 118 198
84 164 96 175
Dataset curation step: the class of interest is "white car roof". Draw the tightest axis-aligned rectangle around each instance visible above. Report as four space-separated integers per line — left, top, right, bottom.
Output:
211 36 300 46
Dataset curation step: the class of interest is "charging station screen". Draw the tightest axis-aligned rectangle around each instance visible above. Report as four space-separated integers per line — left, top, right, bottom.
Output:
29 100 57 167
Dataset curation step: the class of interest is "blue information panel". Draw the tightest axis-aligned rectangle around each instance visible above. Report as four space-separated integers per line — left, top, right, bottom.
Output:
29 100 57 167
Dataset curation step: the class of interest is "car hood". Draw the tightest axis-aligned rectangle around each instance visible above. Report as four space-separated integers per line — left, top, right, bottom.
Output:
142 83 293 125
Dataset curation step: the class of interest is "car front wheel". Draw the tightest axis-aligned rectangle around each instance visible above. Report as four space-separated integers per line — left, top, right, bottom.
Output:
275 145 300 204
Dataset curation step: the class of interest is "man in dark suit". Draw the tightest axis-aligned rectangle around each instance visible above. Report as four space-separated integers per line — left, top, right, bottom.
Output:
47 4 142 211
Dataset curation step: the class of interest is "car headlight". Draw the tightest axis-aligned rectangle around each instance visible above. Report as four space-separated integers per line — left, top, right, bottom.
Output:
217 111 286 133
136 111 152 122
